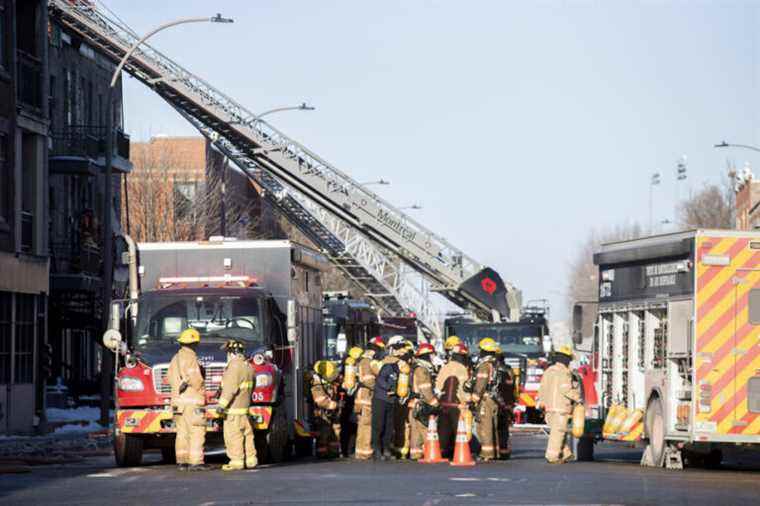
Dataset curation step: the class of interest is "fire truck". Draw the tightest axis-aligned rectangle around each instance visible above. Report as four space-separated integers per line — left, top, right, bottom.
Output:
104 238 327 466
573 230 760 469
445 301 551 423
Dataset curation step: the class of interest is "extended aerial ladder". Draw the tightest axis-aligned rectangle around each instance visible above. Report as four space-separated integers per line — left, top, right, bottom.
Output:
49 0 522 339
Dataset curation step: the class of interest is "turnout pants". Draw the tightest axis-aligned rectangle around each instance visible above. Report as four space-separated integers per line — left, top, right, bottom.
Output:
223 414 256 468
371 397 395 456
545 411 572 462
437 405 460 459
476 397 499 460
393 404 410 458
355 404 374 459
316 417 341 458
175 411 206 465
408 405 427 460
497 408 512 459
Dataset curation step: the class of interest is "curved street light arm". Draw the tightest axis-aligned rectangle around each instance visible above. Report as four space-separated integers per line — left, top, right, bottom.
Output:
714 141 760 153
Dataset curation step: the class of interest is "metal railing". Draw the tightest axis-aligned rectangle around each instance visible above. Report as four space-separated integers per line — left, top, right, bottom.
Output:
50 125 130 160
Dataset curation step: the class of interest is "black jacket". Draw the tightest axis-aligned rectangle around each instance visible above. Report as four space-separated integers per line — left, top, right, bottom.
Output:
374 361 399 404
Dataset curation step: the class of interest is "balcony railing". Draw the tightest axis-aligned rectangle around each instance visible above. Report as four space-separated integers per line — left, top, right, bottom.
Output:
17 50 43 110
50 125 130 160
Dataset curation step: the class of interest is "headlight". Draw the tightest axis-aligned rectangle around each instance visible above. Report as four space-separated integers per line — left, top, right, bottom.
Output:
255 373 273 388
118 377 144 392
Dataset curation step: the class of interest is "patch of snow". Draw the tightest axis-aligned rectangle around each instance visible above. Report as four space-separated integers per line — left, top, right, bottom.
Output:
46 407 103 422
53 421 105 434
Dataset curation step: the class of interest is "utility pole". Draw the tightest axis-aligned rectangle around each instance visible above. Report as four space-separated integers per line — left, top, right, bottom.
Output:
649 171 661 234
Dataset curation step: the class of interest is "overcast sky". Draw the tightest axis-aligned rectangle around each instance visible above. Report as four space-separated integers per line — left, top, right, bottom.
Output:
115 0 760 322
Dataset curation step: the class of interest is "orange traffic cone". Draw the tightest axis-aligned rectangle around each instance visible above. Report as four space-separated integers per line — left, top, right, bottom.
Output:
449 413 475 467
420 415 447 464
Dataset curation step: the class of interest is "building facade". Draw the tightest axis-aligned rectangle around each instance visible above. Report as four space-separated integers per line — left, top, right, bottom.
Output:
0 0 50 434
47 16 131 405
127 136 280 243
735 174 760 231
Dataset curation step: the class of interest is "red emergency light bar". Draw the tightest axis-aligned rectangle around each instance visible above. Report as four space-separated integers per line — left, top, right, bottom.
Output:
157 275 258 289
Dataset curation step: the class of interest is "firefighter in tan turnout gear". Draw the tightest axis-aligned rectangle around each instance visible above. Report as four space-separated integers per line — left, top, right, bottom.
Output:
354 337 384 460
538 345 581 464
216 339 257 471
435 342 471 458
472 338 500 461
311 360 342 458
408 343 439 460
167 328 208 471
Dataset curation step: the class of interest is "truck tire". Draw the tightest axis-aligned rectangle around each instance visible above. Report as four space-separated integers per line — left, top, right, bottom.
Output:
266 409 289 463
294 435 313 458
114 433 143 467
576 435 594 461
644 397 665 467
704 448 723 469
161 447 176 464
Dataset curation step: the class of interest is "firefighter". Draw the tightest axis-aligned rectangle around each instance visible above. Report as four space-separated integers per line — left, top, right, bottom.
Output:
353 337 384 460
340 346 363 457
393 340 415 459
435 342 471 458
472 338 500 461
494 344 516 460
408 342 439 460
216 339 256 471
311 360 343 458
372 336 405 460
443 335 462 360
537 345 581 464
167 328 208 471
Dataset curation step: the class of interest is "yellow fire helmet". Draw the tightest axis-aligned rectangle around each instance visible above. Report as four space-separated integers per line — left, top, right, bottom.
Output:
444 336 462 351
557 344 574 358
479 337 499 353
348 346 364 360
314 360 339 382
177 328 201 345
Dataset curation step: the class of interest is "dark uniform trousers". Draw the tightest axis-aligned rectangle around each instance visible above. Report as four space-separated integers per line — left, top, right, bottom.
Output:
371 397 395 456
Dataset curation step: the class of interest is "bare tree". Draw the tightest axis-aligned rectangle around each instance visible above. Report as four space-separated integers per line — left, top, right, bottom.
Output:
677 178 735 229
566 222 644 313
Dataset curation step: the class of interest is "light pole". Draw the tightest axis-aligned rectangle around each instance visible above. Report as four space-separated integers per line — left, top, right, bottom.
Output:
100 13 233 425
360 179 391 187
714 141 760 153
255 102 315 121
649 171 661 234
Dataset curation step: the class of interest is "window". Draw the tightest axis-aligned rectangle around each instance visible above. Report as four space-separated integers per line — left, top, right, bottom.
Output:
749 289 760 325
0 292 10 384
14 294 35 384
0 4 6 70
0 133 7 222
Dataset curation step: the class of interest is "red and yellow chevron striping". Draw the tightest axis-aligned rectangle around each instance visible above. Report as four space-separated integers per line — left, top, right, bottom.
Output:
695 235 760 437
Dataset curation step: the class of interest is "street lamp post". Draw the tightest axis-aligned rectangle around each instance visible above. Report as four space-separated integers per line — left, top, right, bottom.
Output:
649 171 661 234
714 141 760 153
100 13 233 426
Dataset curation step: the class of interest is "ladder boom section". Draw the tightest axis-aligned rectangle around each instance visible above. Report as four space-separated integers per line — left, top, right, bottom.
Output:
49 0 520 323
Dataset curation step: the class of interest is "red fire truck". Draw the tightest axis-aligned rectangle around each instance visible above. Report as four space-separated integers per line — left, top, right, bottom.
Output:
104 237 327 466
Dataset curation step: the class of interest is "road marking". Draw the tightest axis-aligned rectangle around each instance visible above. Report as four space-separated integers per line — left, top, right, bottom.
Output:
455 493 477 497
450 477 481 481
87 473 114 478
486 477 512 482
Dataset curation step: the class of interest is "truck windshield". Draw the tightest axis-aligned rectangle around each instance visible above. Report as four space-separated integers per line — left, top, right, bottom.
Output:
448 323 544 356
135 292 264 346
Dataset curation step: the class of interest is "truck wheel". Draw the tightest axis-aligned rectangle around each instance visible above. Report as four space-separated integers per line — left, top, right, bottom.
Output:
704 448 723 469
114 433 144 467
645 397 665 467
266 409 289 463
161 447 176 464
294 436 313 458
576 435 595 461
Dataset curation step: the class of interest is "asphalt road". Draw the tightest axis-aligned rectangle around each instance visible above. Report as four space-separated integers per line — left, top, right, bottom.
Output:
2 433 759 506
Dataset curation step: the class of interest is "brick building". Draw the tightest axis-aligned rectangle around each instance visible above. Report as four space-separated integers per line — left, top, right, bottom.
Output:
735 168 760 231
127 136 280 242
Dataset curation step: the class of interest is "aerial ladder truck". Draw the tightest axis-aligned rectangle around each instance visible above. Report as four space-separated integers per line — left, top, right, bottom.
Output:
48 0 543 462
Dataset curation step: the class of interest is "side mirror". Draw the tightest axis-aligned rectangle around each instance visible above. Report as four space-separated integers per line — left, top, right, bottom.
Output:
572 304 584 345
103 328 123 353
286 300 297 344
